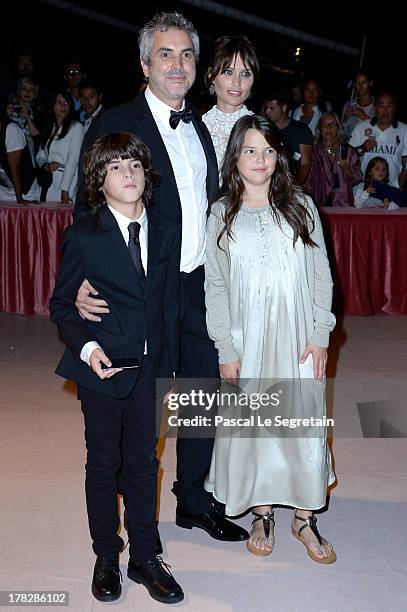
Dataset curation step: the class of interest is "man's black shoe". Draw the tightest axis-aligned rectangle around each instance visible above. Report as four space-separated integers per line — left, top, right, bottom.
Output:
176 506 249 541
91 554 122 602
127 556 184 604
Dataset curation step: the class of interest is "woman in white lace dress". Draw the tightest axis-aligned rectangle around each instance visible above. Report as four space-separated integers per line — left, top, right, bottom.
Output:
202 36 258 171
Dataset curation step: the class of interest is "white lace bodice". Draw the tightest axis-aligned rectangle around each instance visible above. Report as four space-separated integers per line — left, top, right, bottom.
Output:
202 105 253 170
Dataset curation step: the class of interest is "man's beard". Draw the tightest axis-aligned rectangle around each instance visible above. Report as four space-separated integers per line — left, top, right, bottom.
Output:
150 71 194 101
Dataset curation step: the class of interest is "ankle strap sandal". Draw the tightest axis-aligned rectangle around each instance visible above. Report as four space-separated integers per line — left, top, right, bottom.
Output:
251 509 275 541
291 513 336 564
246 509 275 557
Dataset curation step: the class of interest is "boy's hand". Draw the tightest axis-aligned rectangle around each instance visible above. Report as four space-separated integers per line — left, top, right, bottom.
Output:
76 278 109 322
90 348 123 379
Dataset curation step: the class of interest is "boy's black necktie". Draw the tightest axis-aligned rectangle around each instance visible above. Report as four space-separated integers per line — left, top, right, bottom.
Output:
128 222 146 282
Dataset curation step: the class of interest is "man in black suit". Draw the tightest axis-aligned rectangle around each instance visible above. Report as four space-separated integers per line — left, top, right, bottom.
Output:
51 133 183 604
74 11 248 543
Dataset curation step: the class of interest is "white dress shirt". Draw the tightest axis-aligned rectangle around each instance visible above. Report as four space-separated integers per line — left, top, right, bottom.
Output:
144 87 208 273
83 104 104 134
80 205 148 365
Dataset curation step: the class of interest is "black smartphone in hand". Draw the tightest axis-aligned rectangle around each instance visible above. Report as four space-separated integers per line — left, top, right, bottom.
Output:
339 144 348 160
101 358 140 369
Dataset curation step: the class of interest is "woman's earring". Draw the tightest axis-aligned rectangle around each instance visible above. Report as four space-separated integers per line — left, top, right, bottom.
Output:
209 83 215 95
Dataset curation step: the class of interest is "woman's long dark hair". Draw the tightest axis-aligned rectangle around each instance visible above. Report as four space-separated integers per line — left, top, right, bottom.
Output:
39 89 76 149
205 35 259 89
218 115 316 248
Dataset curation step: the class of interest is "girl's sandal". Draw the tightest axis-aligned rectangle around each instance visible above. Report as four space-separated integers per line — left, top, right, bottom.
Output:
291 513 336 564
246 509 275 556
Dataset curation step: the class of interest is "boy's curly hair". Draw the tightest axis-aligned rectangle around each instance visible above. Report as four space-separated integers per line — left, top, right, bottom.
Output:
82 132 159 212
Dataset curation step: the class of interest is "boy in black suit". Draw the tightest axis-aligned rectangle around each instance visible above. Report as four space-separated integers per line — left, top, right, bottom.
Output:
50 133 183 604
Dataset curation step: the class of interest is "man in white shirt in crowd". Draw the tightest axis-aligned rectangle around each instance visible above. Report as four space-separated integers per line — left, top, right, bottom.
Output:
349 92 407 188
79 81 104 133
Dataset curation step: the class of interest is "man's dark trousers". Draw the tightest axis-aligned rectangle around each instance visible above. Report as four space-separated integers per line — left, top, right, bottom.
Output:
172 265 220 514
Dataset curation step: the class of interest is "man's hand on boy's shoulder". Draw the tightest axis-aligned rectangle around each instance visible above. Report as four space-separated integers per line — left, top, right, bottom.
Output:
90 347 123 379
76 278 110 322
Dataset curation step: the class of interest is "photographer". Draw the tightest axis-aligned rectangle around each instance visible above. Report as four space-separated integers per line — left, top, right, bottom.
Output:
7 77 44 144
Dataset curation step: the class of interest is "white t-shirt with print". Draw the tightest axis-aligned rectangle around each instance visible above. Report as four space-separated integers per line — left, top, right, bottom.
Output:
0 122 40 201
349 120 407 187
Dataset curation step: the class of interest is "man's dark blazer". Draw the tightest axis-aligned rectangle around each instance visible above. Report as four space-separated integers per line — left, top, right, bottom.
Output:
74 92 219 222
50 205 180 399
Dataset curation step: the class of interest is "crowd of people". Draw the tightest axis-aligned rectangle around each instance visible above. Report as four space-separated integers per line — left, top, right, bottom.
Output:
1 45 406 209
2 9 406 607
0 60 103 203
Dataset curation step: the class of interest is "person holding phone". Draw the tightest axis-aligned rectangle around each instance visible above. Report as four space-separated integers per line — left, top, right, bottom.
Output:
50 132 184 605
349 92 407 189
304 112 362 207
342 71 375 139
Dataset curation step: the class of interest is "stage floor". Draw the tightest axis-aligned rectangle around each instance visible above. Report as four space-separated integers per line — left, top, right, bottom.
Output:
1 313 406 611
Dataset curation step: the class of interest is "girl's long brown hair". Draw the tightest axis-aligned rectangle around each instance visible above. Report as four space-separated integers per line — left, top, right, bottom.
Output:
363 156 389 190
218 115 316 248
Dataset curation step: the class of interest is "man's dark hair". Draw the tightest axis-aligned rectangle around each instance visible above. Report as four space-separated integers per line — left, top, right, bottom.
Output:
78 80 103 95
263 91 290 108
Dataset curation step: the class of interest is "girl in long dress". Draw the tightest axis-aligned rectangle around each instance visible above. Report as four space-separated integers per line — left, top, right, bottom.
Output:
204 115 337 563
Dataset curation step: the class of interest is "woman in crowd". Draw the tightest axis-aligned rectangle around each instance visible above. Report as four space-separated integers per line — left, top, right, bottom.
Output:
304 112 362 207
202 35 259 170
290 79 331 136
7 77 44 146
204 115 336 562
36 89 83 203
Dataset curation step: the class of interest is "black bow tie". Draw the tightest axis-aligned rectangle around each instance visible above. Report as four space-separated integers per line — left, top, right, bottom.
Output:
169 107 193 130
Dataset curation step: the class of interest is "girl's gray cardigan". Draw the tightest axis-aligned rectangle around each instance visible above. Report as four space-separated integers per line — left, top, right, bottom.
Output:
204 196 336 364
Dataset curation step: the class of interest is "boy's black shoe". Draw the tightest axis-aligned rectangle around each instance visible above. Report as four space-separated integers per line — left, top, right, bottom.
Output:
127 556 184 604
92 553 122 602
